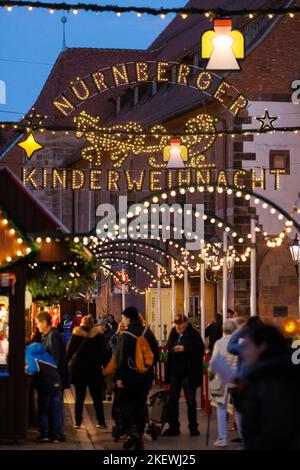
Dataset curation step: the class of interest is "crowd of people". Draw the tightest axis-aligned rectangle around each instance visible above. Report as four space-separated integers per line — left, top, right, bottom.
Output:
25 306 300 450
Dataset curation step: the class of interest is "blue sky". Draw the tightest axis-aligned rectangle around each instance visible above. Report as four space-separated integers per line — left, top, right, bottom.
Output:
0 1 185 121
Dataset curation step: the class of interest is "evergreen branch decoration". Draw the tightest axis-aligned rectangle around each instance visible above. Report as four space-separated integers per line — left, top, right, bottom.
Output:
28 241 99 303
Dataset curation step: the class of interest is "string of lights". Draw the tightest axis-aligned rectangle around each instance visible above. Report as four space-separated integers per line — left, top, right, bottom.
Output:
0 207 37 269
1 122 300 138
2 1 300 19
95 240 183 260
95 248 171 273
138 184 300 247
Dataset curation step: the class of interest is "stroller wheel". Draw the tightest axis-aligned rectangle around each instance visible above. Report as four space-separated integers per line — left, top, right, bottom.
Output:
150 423 159 441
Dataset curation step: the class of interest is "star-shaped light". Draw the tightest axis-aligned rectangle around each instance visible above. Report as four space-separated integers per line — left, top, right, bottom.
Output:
24 108 46 130
256 110 278 131
17 132 43 159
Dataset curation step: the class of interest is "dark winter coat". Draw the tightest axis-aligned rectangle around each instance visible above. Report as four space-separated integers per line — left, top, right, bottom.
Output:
42 327 70 389
67 325 108 385
103 327 114 357
240 354 300 450
115 321 159 392
205 320 223 353
165 324 204 388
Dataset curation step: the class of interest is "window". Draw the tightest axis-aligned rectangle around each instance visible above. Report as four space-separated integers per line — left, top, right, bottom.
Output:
269 150 290 174
0 296 9 376
273 306 288 317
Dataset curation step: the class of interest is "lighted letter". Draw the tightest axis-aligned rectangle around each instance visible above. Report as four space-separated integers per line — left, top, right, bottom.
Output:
52 94 75 116
112 64 129 87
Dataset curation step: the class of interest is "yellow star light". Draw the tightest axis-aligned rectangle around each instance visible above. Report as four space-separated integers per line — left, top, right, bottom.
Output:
18 132 43 159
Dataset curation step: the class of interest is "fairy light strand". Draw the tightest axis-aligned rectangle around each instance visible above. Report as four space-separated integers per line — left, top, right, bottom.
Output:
2 2 300 18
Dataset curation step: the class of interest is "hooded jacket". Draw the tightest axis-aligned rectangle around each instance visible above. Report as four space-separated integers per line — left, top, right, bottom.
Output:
25 342 61 393
67 325 108 384
241 354 300 450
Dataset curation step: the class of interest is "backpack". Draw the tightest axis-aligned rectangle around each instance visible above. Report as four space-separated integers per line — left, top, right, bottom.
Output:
124 326 154 374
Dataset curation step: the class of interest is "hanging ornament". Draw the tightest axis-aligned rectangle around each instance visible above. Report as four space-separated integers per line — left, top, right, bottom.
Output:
17 132 43 159
256 110 278 131
201 18 244 71
163 138 188 168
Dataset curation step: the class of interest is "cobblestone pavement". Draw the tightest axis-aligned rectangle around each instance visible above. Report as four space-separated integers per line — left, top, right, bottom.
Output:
0 388 240 451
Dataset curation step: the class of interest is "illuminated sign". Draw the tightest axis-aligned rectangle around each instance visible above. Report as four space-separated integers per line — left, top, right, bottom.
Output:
51 61 248 117
17 60 288 193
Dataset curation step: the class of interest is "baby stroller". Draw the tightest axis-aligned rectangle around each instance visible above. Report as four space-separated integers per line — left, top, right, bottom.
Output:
146 389 170 440
111 388 169 442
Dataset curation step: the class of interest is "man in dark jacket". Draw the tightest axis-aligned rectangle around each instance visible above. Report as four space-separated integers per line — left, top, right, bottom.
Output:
164 314 204 437
115 306 159 450
37 311 70 390
37 311 70 441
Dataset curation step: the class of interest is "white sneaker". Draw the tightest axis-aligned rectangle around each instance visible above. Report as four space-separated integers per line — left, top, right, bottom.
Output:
74 424 85 430
213 438 228 447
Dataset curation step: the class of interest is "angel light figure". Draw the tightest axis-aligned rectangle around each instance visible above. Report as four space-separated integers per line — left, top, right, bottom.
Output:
201 18 244 71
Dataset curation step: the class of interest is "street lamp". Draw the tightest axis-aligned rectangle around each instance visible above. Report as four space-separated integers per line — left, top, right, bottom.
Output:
225 248 236 273
290 235 300 275
289 234 300 318
204 237 235 315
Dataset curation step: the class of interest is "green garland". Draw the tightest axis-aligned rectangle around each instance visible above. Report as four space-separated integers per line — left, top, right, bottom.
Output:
28 241 99 304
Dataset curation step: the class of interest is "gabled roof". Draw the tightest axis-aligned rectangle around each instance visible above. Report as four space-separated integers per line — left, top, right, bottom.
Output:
32 47 158 127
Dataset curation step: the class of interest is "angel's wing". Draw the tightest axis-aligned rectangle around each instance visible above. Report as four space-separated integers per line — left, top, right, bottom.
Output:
231 30 245 59
201 30 216 58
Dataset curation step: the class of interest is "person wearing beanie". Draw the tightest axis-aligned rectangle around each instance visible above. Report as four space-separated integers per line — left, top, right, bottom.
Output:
114 306 159 450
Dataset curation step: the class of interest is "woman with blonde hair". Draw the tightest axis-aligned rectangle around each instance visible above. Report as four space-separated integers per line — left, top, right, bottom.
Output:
67 315 108 429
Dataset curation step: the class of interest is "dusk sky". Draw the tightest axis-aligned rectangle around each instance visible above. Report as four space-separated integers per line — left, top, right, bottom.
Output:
0 1 185 121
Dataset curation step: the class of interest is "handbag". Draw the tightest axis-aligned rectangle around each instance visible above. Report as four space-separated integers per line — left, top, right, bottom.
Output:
68 331 90 370
209 375 226 397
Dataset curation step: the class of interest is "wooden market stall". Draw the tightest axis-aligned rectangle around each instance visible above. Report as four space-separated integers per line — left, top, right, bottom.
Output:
0 167 88 443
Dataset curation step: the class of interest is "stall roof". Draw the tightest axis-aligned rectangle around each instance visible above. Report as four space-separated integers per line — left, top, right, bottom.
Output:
0 167 69 235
